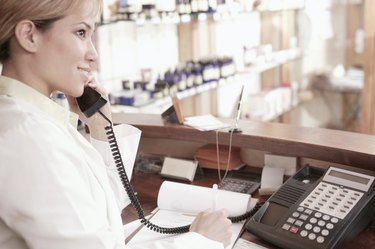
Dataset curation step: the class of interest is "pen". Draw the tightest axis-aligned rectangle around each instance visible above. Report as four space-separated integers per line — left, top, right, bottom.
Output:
230 85 244 133
212 183 218 211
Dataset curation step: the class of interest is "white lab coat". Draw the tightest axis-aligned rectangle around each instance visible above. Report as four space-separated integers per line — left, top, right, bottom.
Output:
0 76 223 249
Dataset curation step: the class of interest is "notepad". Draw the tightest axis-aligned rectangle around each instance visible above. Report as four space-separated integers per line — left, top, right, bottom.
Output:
124 181 258 249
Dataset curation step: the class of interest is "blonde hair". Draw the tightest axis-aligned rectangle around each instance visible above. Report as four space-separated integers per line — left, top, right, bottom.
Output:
0 0 102 62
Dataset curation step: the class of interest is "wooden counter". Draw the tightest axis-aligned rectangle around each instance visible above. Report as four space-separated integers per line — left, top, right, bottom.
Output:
113 113 375 171
114 113 375 248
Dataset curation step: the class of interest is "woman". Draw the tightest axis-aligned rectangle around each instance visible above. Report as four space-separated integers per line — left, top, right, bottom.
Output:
0 1 232 248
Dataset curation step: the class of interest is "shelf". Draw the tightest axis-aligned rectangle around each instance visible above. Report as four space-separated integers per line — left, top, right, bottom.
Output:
261 90 314 122
111 76 239 114
110 47 302 114
109 47 302 113
238 48 302 75
98 2 305 27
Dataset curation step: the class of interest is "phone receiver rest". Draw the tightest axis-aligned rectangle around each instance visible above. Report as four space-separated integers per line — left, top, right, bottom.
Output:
76 86 107 118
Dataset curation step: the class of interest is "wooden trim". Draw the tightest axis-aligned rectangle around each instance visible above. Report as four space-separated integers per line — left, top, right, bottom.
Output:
113 113 375 171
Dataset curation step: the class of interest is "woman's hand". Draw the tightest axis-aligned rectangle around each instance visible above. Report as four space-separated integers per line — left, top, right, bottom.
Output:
190 209 232 247
66 78 112 141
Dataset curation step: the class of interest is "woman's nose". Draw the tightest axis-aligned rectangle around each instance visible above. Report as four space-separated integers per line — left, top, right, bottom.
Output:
87 40 98 63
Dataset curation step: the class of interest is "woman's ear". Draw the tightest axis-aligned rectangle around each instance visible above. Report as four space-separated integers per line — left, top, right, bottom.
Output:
14 20 39 53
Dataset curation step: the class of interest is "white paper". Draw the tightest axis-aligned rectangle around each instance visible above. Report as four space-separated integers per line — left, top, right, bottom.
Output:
233 238 269 249
127 209 245 249
184 114 231 131
259 166 284 195
157 181 252 216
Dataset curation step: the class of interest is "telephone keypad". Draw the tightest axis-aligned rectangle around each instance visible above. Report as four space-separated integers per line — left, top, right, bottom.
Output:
282 206 342 245
218 177 260 195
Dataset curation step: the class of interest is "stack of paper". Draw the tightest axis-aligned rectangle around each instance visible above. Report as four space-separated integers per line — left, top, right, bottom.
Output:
184 114 231 131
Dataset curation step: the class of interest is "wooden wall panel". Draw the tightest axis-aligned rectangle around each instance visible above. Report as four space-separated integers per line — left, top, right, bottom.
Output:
361 0 375 134
346 3 364 69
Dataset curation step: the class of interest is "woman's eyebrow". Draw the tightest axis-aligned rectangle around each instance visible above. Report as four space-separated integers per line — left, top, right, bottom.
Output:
76 21 93 30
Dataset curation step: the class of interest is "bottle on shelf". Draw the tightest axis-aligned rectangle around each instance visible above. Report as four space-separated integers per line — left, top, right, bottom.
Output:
184 63 196 88
175 67 188 91
192 62 204 86
110 55 235 106
154 76 169 98
219 56 236 78
199 58 220 83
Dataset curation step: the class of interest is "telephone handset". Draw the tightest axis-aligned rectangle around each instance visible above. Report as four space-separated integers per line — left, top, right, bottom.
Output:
75 86 107 118
76 87 261 234
246 165 375 249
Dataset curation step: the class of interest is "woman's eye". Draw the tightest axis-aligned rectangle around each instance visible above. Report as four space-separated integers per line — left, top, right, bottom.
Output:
77 29 86 38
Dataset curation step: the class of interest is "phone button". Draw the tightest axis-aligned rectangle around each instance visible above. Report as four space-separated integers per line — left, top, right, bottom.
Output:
308 233 316 240
331 217 339 223
318 220 326 226
300 230 308 237
305 224 313 230
282 224 291 231
313 226 321 233
317 236 325 243
321 229 330 236
295 220 303 227
290 226 299 234
287 217 296 224
300 214 308 221
314 212 322 218
326 223 334 229
322 215 330 221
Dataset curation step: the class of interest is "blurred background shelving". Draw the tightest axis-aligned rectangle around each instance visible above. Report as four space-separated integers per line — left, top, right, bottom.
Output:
52 0 374 134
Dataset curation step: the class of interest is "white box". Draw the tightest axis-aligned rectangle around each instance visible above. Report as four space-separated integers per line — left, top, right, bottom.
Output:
161 157 198 182
264 154 297 176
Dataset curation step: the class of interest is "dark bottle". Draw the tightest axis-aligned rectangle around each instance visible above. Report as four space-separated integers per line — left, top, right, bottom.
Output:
200 58 220 83
178 67 188 91
184 63 195 88
164 69 178 96
219 56 236 78
155 76 169 97
192 63 203 86
141 4 158 21
208 0 218 13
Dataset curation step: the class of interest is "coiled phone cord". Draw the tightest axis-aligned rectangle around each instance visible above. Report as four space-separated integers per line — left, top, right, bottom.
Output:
98 110 262 234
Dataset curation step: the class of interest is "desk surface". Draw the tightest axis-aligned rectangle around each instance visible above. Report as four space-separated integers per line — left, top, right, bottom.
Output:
113 113 375 171
122 169 375 249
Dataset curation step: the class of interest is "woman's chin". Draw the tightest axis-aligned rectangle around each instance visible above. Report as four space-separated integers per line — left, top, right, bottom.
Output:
65 87 84 98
